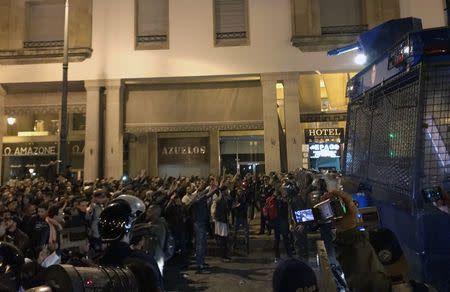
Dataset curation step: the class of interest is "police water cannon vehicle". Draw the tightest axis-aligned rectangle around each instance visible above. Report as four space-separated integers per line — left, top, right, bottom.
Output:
329 16 450 290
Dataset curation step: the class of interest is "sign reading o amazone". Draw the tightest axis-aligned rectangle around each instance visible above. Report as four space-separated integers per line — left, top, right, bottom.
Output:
3 143 58 157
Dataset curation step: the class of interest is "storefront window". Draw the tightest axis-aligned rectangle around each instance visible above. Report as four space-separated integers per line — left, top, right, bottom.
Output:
220 136 264 176
6 113 59 137
71 113 86 131
2 111 85 182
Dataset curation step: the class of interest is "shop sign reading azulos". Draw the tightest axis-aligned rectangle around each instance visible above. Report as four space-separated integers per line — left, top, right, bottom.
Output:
158 137 208 164
3 143 58 157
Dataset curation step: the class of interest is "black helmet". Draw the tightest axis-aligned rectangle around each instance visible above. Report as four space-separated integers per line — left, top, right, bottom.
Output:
99 195 145 242
0 241 24 274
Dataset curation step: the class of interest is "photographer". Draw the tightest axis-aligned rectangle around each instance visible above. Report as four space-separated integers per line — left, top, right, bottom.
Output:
323 191 391 292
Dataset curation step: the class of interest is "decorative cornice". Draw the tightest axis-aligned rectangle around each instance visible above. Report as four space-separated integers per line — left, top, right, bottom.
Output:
0 47 92 65
300 112 347 123
291 34 359 52
5 104 86 115
125 120 264 134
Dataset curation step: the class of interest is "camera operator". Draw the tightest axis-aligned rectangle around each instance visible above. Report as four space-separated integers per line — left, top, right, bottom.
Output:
323 191 391 292
97 195 163 292
313 177 337 265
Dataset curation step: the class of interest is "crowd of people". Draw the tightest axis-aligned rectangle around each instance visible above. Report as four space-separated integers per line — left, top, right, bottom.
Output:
2 166 440 292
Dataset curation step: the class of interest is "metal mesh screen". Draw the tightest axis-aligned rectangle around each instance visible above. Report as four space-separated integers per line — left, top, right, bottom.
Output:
422 64 450 189
345 65 421 198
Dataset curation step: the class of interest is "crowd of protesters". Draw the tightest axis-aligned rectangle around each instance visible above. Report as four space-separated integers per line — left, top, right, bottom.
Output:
2 164 446 292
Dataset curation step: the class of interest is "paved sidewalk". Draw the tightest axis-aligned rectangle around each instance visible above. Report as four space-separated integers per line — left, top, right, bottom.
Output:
164 217 282 292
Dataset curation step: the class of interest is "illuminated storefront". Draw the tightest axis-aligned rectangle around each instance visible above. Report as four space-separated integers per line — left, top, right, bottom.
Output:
1 85 87 182
308 142 341 171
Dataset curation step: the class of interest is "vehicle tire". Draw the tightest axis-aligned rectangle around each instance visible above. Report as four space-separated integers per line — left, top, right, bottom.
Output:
368 228 403 265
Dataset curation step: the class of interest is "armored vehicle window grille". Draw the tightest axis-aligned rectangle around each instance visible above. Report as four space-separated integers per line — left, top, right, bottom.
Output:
422 64 450 189
345 65 421 199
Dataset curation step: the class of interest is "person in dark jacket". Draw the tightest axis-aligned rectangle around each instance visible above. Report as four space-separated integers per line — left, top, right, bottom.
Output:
29 203 50 257
288 194 311 261
66 196 89 228
19 204 36 236
182 180 218 272
212 186 230 260
164 192 187 258
258 176 273 235
270 190 293 263
1 213 30 255
231 185 250 254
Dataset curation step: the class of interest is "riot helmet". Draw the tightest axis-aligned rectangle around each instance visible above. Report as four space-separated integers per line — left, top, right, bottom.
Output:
99 195 145 242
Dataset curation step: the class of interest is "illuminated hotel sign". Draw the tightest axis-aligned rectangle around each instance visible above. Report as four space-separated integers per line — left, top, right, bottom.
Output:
305 128 344 143
309 143 340 158
158 137 209 164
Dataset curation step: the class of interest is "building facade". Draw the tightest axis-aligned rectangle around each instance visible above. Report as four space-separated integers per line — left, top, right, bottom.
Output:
0 0 446 181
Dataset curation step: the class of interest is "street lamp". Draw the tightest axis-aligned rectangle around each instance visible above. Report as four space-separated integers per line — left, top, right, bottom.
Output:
59 0 69 175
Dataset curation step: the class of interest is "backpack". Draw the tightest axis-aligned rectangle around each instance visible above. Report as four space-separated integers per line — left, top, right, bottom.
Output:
263 195 278 219
163 223 175 261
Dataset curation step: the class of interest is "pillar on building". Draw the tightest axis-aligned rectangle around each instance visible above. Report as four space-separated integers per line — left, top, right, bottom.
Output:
283 73 303 171
83 81 102 181
0 85 6 183
261 74 281 174
104 80 123 179
209 129 220 176
364 0 400 29
148 132 158 177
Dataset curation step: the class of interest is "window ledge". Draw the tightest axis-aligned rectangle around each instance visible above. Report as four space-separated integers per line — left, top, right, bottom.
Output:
214 38 249 47
135 35 169 50
291 33 360 52
135 42 169 50
0 47 93 65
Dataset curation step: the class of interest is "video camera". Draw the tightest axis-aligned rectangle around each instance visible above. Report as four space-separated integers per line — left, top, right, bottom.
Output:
294 197 380 228
294 196 347 224
25 264 140 292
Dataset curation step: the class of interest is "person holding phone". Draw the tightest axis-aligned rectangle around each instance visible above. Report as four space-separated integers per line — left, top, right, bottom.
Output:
322 191 391 292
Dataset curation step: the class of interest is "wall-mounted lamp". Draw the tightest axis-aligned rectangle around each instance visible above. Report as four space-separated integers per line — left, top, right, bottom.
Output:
7 117 16 125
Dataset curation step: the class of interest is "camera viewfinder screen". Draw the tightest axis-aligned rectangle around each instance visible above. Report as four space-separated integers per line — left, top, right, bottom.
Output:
294 209 315 223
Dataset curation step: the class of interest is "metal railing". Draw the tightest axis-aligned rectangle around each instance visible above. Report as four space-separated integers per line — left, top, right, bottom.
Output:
216 31 247 40
321 25 368 35
23 40 64 48
136 35 168 43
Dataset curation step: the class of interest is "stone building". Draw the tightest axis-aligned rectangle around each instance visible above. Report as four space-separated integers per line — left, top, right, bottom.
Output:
0 0 446 181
